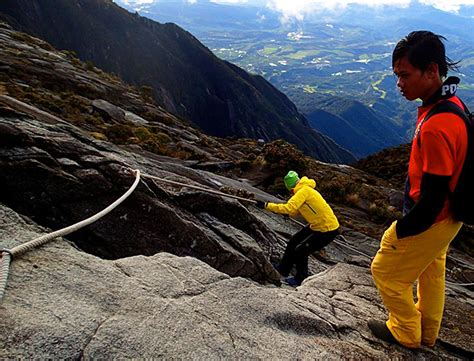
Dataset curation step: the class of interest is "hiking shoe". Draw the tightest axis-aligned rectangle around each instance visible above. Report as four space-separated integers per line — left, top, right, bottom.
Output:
368 320 399 345
272 263 289 277
421 340 436 348
283 276 301 287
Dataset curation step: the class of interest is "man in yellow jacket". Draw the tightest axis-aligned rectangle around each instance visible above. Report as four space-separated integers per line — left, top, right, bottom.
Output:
256 170 340 286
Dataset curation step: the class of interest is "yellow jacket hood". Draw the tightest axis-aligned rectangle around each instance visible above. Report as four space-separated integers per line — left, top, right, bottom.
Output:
293 176 316 192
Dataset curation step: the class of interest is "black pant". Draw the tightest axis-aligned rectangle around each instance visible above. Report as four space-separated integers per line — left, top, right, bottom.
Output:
279 226 339 282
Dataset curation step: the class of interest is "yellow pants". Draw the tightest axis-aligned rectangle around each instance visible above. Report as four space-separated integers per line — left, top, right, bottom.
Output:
371 218 462 348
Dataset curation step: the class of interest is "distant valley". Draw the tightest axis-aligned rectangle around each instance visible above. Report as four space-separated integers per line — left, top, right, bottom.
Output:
117 0 474 157
0 0 354 163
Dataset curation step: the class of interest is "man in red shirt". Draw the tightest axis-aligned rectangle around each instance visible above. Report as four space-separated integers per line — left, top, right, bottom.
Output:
369 31 468 349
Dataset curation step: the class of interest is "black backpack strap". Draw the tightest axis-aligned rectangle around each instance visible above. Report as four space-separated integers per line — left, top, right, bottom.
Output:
417 100 470 148
458 98 472 115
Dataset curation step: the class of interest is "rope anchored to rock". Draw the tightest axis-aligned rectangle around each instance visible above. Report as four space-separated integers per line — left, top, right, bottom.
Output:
0 169 141 303
2 167 472 303
141 172 257 204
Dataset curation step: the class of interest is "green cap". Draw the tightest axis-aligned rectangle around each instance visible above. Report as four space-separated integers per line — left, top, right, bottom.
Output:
284 170 299 190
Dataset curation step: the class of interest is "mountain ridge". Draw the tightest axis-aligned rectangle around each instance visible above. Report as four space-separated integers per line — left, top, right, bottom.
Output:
0 24 472 359
125 0 474 159
297 94 406 158
0 0 355 164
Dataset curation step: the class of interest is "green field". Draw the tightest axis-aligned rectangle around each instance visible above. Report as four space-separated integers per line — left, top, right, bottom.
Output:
201 22 474 129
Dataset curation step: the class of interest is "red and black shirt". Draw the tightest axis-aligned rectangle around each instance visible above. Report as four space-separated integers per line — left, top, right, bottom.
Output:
398 76 468 238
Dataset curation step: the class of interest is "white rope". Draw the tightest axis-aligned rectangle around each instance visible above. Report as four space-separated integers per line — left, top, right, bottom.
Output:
141 169 372 265
334 238 373 260
9 169 140 257
142 170 474 289
141 172 257 204
2 165 472 303
0 252 12 302
446 281 474 287
0 169 141 302
144 172 474 287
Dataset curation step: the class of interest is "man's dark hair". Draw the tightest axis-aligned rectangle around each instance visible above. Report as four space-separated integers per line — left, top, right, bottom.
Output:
392 30 459 77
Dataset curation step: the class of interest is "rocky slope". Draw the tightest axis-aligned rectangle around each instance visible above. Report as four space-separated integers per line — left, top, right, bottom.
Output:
0 0 355 163
0 22 473 359
2 203 473 358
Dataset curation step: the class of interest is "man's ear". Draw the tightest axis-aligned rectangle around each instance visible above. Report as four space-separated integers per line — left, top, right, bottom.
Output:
426 62 440 79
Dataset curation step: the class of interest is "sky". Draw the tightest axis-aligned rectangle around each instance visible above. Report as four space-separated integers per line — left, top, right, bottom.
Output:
120 0 474 12
267 0 473 14
118 0 474 22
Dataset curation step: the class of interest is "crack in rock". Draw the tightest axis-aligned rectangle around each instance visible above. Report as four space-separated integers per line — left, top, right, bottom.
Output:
77 317 110 360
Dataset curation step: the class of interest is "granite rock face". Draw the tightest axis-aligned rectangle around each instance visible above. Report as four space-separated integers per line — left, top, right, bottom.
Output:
0 115 282 285
1 203 472 359
0 4 356 163
1 115 473 358
0 21 473 359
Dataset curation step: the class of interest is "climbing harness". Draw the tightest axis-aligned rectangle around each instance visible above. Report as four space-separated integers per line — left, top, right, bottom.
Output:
0 169 141 302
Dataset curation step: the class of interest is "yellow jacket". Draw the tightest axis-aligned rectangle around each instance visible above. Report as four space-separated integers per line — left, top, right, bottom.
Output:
266 176 339 232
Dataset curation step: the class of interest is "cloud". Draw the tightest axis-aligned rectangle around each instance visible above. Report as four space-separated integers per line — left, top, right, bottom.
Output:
265 0 414 22
210 0 250 3
420 0 474 13
265 0 474 23
120 0 155 5
118 0 474 15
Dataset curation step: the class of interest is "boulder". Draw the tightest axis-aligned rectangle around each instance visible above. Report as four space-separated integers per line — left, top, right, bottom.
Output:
92 99 125 122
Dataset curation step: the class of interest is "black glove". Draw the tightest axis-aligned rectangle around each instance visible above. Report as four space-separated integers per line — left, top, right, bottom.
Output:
255 200 266 209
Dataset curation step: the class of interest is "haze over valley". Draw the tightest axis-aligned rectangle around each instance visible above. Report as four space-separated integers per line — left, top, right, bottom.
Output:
117 0 474 157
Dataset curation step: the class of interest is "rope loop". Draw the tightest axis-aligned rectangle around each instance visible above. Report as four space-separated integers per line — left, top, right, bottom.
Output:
0 249 13 258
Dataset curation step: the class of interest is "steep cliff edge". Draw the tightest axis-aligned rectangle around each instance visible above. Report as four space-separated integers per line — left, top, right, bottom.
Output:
0 0 355 163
